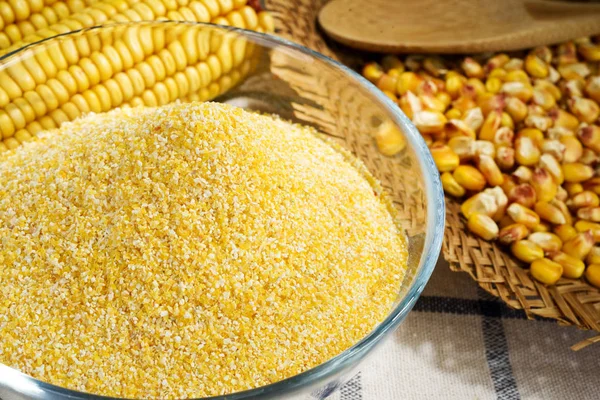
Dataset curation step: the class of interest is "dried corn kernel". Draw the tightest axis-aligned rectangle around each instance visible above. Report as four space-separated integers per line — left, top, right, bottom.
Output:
431 144 459 172
511 240 544 263
513 167 532 183
447 136 475 160
525 54 549 78
577 125 600 153
478 110 501 141
563 231 594 259
461 57 484 79
498 223 529 245
467 213 499 240
560 136 583 163
507 203 540 229
462 107 484 132
554 224 577 243
375 120 406 156
530 168 556 202
509 183 537 209
454 165 487 192
362 62 384 83
495 146 515 170
396 71 422 95
477 154 503 186
585 264 600 288
530 258 563 285
534 201 566 225
574 220 600 242
568 97 600 123
532 221 551 233
412 110 447 134
505 96 528 122
562 162 594 183
539 154 564 184
461 191 498 219
441 171 465 197
528 232 562 253
514 136 540 166
577 207 600 222
550 252 584 279
587 248 600 265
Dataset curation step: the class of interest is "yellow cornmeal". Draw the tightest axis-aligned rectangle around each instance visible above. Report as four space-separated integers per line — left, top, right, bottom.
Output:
0 102 407 398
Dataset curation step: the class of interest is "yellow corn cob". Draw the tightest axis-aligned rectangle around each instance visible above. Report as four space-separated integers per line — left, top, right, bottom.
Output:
1 0 263 56
0 16 271 145
0 0 92 49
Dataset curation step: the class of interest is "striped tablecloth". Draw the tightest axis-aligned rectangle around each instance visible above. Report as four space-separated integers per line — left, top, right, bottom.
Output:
328 258 599 400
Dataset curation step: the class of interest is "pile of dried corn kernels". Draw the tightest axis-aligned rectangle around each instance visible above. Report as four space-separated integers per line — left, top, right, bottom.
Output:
0 0 274 151
364 37 600 288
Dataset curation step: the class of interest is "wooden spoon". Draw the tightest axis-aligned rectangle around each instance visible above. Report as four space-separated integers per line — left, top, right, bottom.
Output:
318 0 600 53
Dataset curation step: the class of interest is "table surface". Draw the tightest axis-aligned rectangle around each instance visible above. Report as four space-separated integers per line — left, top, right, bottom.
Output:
327 258 600 400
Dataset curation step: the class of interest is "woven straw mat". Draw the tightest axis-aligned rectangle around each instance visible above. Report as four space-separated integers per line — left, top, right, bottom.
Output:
264 0 600 348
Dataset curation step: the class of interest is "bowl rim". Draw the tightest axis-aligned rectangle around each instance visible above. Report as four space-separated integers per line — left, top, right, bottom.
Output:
0 20 445 400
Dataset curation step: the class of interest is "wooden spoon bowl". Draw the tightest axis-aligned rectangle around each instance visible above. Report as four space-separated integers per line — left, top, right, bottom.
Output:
318 0 600 53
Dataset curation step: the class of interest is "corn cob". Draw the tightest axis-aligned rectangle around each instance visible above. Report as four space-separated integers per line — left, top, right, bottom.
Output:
0 0 268 55
366 37 600 286
0 8 273 143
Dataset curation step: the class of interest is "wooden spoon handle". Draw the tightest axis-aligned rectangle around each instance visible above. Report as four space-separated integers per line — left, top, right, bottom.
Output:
526 0 600 17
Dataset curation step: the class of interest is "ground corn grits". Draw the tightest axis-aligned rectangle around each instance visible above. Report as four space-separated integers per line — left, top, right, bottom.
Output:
0 102 407 398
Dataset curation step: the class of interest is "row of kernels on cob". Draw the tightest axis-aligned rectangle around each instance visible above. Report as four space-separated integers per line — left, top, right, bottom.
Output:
0 1 273 151
0 0 95 48
365 37 600 288
0 0 267 52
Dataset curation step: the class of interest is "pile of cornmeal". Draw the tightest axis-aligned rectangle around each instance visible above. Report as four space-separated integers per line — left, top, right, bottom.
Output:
0 102 407 398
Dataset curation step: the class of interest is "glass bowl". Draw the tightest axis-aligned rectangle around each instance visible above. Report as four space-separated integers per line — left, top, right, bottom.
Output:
0 21 445 400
